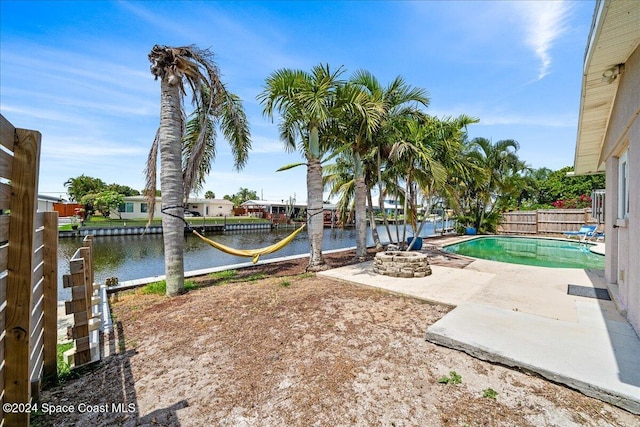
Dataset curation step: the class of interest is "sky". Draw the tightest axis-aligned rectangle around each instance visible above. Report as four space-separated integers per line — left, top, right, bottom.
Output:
1 0 596 203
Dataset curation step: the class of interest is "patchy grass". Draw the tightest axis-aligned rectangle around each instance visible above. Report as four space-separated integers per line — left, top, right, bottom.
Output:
37 272 638 427
438 370 463 385
246 273 266 282
141 279 198 295
209 270 238 281
483 388 498 399
56 341 77 384
279 280 292 287
204 269 267 286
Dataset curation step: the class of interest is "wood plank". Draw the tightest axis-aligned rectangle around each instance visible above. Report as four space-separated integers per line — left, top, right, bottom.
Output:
70 285 87 301
33 235 44 258
29 322 44 365
79 246 93 311
73 349 92 367
30 304 43 342
65 300 88 315
32 268 44 305
5 127 41 426
82 236 94 289
71 310 88 328
34 211 44 228
75 336 90 353
0 114 16 152
30 294 44 339
0 274 6 310
43 212 58 381
0 149 12 181
0 182 10 211
69 257 84 275
0 244 6 275
0 215 9 243
88 317 101 332
63 272 85 288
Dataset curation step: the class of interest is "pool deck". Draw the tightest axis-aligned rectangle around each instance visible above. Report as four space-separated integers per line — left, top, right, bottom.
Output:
317 238 640 415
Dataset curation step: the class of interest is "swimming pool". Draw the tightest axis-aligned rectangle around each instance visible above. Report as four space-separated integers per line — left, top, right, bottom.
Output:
443 236 605 269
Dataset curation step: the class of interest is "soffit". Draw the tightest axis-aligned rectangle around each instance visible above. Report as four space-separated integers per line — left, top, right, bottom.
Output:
575 0 640 175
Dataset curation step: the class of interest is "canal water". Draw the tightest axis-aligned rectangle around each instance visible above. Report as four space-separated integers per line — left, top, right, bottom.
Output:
57 222 451 300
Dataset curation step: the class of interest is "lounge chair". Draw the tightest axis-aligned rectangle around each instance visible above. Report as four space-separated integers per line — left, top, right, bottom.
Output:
563 225 596 240
588 230 605 242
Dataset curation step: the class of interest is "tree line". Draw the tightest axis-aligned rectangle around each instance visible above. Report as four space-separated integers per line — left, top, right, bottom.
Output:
146 45 605 296
64 173 260 218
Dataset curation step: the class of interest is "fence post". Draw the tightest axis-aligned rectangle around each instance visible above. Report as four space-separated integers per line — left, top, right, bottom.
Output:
5 127 41 426
43 212 59 382
535 210 539 234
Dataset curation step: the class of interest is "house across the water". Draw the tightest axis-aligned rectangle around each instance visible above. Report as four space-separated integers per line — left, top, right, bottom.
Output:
238 199 340 225
111 196 234 220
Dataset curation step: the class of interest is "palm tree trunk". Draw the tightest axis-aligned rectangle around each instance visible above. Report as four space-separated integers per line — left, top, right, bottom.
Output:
366 184 383 249
354 152 368 260
379 190 393 245
159 79 185 296
306 155 326 271
377 151 393 245
402 178 409 247
394 179 401 246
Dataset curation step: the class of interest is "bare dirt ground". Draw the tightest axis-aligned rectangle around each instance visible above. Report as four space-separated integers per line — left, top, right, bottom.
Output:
37 249 639 426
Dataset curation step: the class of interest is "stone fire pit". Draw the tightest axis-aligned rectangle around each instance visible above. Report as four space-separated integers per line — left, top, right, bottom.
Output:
373 251 432 278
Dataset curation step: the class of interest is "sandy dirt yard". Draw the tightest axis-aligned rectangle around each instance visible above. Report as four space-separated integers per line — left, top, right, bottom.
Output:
36 250 639 426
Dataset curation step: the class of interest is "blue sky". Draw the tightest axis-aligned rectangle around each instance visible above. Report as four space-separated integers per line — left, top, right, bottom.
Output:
1 0 595 203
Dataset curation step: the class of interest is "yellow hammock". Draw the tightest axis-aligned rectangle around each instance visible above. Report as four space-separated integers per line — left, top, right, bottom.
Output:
192 223 307 264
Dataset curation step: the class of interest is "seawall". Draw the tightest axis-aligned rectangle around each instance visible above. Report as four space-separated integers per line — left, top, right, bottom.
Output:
58 222 277 238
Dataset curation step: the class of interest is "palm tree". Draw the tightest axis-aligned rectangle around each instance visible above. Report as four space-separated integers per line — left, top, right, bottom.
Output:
344 72 429 256
325 77 384 259
323 153 356 226
388 114 478 245
146 45 251 296
258 64 344 271
457 137 521 232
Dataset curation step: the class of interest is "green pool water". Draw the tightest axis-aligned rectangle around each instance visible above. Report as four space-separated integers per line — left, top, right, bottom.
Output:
443 236 605 269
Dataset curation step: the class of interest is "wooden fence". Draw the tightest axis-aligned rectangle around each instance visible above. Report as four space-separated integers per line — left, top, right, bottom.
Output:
1 114 59 426
62 235 101 367
498 208 597 235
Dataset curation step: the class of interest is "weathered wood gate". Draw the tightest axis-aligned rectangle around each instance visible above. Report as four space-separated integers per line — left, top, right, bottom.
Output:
63 235 102 367
1 114 59 426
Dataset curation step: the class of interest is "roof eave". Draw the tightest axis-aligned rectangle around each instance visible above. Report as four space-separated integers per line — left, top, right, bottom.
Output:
574 0 640 175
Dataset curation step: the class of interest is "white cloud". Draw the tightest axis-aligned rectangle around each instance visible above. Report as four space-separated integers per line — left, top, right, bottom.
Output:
249 134 290 154
43 136 146 158
513 1 573 80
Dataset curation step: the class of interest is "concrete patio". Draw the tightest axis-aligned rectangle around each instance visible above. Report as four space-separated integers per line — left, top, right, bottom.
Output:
317 253 640 414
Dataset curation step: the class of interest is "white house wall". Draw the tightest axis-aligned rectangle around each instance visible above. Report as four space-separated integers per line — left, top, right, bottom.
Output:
111 200 162 220
601 43 640 335
111 198 234 220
